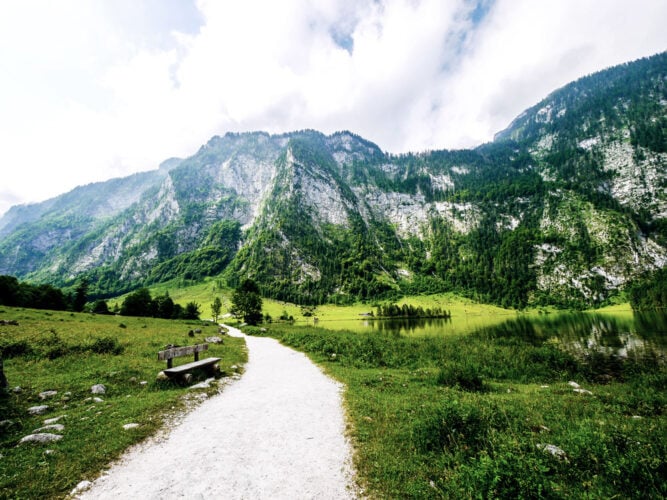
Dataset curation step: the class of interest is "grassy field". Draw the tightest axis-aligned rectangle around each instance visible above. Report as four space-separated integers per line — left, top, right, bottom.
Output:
256 322 666 498
0 307 246 499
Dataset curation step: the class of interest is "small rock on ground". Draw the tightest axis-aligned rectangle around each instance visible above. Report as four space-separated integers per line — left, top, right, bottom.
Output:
122 423 140 430
39 390 58 399
70 481 93 496
537 443 568 461
91 384 106 394
44 415 67 425
20 433 63 444
28 405 49 415
189 378 215 390
33 424 64 433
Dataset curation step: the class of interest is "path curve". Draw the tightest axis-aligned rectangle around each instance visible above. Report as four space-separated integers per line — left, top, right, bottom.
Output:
77 325 357 499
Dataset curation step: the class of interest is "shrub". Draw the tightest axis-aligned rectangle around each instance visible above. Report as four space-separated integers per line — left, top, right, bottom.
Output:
0 339 33 358
43 333 71 360
412 399 503 454
436 362 486 392
88 337 124 355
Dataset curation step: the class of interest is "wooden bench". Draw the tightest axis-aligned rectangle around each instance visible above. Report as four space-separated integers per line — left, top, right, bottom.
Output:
157 344 220 382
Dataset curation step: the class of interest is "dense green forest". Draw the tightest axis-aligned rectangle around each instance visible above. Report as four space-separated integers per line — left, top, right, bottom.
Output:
628 268 667 311
0 275 86 312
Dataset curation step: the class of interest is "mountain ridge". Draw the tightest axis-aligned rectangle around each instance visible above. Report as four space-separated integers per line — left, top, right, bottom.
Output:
1 52 666 308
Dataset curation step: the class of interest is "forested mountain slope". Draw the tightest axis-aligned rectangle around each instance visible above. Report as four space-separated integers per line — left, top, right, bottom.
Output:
1 52 665 308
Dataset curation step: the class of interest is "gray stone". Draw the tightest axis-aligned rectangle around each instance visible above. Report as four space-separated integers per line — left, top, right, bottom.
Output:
122 423 139 430
205 336 223 344
91 384 106 394
39 390 58 400
139 380 148 386
43 415 66 425
12 386 22 393
28 405 49 415
567 381 581 389
156 371 169 381
189 378 215 390
92 397 104 403
537 443 569 461
70 480 92 496
33 424 64 433
573 388 593 395
20 433 63 444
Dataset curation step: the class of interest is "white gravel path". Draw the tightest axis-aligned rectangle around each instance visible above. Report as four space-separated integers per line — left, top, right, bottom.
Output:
76 325 357 499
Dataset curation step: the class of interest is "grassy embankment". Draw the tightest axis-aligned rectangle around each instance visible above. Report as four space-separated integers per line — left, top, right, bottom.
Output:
253 318 665 498
0 307 246 499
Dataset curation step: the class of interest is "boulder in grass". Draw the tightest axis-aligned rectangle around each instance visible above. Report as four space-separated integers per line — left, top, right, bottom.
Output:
43 415 66 425
28 405 49 415
39 390 58 400
91 384 106 394
20 433 63 444
537 443 569 462
33 424 64 433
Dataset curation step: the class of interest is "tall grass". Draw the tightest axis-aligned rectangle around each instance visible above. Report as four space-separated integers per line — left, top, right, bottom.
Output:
262 323 666 498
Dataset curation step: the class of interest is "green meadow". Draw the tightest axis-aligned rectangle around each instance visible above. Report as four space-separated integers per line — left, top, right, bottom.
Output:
0 307 246 499
257 314 666 499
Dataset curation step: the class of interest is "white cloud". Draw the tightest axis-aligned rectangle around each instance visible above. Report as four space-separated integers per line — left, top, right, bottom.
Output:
1 0 666 216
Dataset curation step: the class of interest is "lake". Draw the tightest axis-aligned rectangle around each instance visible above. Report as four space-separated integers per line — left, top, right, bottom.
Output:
320 310 667 365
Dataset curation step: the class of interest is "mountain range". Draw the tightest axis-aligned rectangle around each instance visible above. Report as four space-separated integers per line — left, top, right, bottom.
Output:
1 52 666 309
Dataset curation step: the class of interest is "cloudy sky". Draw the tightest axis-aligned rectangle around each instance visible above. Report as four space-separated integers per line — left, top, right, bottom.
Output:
1 0 666 216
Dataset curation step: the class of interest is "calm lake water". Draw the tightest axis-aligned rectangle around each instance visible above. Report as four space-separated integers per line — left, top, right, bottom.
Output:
321 311 667 363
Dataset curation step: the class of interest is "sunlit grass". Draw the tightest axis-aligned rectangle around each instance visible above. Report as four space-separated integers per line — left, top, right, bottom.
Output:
257 323 666 499
0 307 247 499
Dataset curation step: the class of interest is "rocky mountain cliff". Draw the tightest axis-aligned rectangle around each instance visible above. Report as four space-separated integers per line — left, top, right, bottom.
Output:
1 52 665 308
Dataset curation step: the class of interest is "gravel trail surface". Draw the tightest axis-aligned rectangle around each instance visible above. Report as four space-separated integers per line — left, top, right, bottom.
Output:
77 325 357 499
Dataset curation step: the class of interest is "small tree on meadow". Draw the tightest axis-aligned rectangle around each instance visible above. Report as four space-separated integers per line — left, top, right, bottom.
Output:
91 299 110 315
231 279 263 325
183 301 201 320
211 296 222 323
73 278 89 312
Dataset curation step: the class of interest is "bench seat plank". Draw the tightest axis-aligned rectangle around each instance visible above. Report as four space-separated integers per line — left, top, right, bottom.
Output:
163 357 221 376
